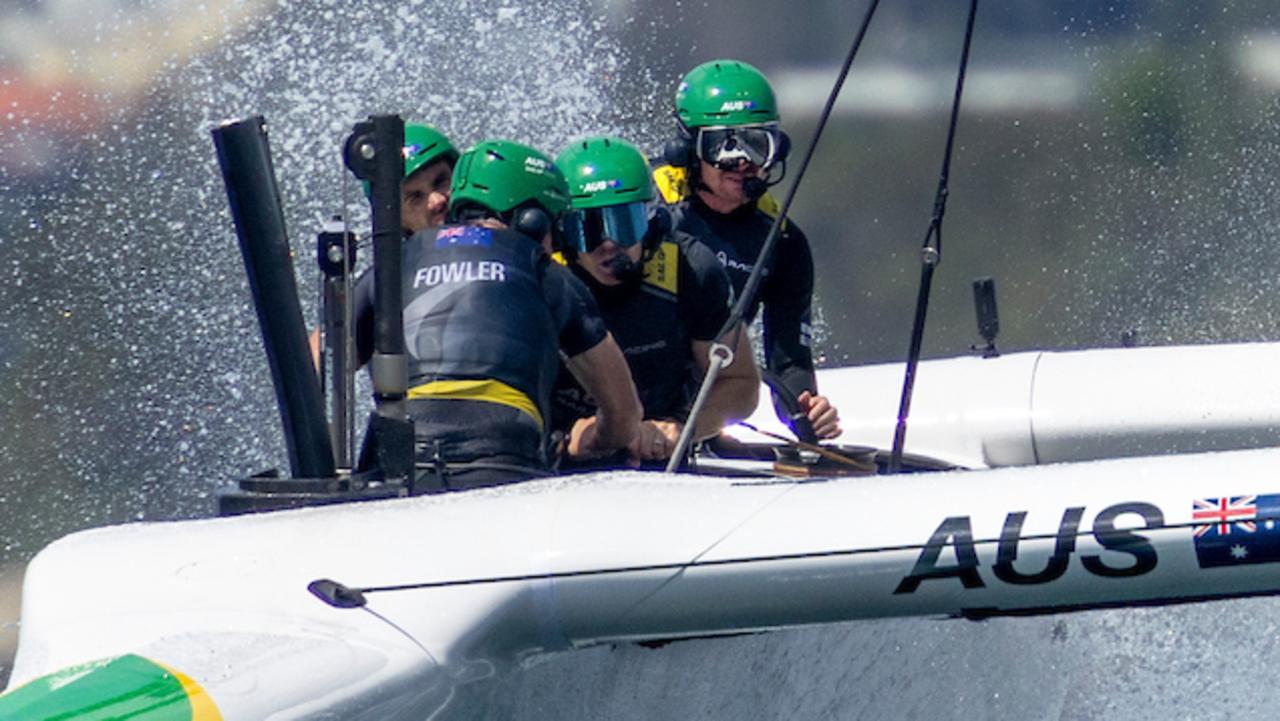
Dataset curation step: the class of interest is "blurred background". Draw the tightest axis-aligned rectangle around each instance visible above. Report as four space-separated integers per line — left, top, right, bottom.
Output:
1 0 1279 702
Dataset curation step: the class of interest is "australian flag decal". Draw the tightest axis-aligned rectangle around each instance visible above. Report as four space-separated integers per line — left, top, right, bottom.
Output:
1192 494 1280 568
435 226 493 248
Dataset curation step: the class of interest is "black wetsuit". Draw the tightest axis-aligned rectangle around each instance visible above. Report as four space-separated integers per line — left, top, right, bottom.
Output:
551 232 732 436
677 194 817 401
353 224 608 491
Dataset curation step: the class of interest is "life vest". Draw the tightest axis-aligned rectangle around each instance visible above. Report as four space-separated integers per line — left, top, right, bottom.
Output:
401 225 560 428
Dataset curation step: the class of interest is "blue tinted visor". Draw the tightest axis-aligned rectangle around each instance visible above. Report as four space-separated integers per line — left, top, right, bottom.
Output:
563 201 649 253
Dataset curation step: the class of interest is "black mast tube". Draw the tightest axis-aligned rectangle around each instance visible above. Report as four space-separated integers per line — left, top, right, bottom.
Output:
212 115 337 479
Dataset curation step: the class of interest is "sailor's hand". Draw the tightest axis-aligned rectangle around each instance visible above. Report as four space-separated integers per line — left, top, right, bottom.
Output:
798 391 841 440
636 420 683 460
570 416 642 467
567 417 604 459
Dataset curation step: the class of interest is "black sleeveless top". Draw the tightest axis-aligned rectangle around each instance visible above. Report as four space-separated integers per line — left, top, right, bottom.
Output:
354 225 608 464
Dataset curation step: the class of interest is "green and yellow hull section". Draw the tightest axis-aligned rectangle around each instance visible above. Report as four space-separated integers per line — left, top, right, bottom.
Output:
0 654 221 721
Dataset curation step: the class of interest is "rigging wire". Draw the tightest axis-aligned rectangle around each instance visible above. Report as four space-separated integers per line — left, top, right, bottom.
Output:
309 515 1224 608
666 0 885 472
888 0 981 473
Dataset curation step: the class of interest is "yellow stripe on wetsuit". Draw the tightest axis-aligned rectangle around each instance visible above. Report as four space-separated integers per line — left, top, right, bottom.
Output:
408 379 543 429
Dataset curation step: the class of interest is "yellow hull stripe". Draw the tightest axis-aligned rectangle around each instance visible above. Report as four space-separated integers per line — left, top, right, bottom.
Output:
0 653 224 720
154 660 224 721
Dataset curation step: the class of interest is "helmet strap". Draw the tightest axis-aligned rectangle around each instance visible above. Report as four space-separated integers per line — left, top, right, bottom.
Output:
686 161 712 196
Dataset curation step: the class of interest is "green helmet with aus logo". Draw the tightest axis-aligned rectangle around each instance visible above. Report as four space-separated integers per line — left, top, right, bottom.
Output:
675 59 779 129
448 139 571 218
555 136 654 253
403 122 458 179
555 136 654 210
361 122 457 197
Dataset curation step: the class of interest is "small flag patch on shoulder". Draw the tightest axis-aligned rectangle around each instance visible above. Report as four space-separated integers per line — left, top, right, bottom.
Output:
435 226 493 247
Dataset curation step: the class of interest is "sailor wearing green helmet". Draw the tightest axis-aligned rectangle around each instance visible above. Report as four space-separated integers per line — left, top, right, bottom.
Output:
313 123 459 365
654 59 841 441
552 136 759 462
359 122 459 232
397 122 458 233
351 139 644 490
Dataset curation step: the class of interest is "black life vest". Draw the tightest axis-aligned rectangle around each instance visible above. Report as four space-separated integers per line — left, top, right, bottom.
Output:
401 225 560 426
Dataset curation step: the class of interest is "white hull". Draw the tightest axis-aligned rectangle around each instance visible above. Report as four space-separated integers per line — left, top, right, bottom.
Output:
9 443 1280 717
737 342 1280 468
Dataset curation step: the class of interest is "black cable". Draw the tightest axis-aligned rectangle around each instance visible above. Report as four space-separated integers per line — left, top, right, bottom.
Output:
714 0 882 346
348 543 905 597
888 0 981 473
314 515 1221 603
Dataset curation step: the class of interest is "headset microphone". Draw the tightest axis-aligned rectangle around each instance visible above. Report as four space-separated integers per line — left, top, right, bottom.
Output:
603 253 644 285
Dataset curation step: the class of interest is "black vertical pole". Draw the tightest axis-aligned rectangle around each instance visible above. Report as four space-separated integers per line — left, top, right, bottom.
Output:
343 115 414 484
212 115 337 480
368 116 408 419
317 217 356 469
889 0 979 473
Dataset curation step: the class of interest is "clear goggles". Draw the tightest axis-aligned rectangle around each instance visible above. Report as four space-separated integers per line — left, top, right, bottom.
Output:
696 123 781 170
562 201 649 254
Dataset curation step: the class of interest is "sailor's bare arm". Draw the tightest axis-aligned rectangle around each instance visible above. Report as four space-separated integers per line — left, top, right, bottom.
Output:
563 333 643 459
689 327 760 441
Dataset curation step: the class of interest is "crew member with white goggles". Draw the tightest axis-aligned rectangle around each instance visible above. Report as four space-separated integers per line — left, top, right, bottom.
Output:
653 59 841 441
551 136 759 465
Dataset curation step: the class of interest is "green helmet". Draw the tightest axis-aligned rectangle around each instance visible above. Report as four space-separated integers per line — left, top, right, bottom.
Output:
403 123 458 179
555 137 655 254
449 140 570 218
555 136 654 210
675 59 779 128
361 122 457 197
